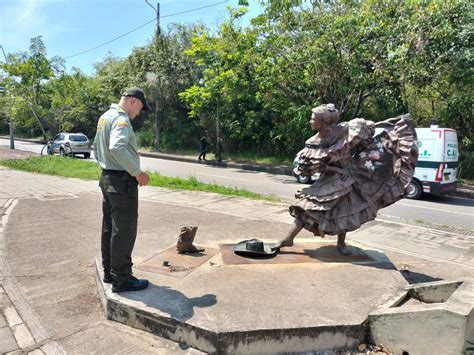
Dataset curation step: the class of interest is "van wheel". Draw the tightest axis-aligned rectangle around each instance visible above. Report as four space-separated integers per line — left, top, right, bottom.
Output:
297 175 313 184
406 180 423 199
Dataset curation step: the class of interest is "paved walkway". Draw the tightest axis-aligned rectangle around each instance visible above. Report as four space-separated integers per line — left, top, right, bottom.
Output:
0 167 206 353
0 160 473 352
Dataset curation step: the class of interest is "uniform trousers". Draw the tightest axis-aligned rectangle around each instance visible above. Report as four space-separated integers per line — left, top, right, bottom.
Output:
99 170 138 284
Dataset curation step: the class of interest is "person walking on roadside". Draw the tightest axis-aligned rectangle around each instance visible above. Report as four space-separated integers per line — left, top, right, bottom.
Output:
198 136 210 161
94 87 151 293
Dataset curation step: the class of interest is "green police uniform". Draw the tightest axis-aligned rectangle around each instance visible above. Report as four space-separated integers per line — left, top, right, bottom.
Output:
94 103 141 284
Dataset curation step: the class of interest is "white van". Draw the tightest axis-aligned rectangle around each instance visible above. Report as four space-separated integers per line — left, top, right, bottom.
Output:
406 126 458 199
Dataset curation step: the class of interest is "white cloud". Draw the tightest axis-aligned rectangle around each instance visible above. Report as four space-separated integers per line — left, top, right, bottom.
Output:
18 0 39 23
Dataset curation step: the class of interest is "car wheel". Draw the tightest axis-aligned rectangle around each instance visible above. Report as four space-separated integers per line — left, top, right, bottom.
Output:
84 153 90 159
59 148 66 157
406 179 423 199
297 175 313 184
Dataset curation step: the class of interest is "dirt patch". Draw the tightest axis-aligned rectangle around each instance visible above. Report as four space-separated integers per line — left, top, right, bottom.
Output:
0 146 39 160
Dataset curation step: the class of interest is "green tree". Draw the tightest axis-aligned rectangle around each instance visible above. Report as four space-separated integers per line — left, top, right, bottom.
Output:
0 36 59 139
397 1 473 145
47 68 102 137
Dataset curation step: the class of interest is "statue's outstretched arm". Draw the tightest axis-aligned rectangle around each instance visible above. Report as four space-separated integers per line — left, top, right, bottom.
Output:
374 118 396 128
374 114 410 128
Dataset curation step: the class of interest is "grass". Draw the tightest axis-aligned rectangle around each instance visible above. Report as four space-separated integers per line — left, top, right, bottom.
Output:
1 156 102 180
225 152 292 165
0 156 281 202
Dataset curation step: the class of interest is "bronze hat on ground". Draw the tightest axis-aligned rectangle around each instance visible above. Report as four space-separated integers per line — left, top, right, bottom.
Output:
233 239 277 257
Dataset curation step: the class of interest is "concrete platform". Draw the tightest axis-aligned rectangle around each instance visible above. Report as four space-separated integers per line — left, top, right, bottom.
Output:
370 278 474 354
96 240 408 353
1 166 473 353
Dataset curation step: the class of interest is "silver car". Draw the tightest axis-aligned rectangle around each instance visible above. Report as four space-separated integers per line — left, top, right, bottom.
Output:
293 150 320 184
50 132 91 158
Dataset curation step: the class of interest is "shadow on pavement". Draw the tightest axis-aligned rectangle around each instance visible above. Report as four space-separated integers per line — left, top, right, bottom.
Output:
399 270 443 285
302 245 398 271
121 284 217 321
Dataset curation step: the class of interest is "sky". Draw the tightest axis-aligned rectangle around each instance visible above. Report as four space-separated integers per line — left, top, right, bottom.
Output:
0 0 262 76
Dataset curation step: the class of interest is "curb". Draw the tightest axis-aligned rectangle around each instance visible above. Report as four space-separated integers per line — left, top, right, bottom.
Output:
1 137 45 144
457 185 474 200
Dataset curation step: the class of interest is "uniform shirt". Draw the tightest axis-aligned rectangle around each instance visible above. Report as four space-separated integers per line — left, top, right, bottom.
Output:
93 104 141 176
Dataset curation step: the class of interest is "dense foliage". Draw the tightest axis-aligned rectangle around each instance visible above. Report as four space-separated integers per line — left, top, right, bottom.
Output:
1 1 472 166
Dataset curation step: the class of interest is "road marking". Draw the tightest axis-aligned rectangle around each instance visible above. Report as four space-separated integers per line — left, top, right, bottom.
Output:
196 171 264 183
395 202 473 216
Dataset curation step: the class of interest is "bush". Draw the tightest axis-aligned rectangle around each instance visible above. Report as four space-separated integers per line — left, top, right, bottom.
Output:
459 151 474 180
136 129 155 148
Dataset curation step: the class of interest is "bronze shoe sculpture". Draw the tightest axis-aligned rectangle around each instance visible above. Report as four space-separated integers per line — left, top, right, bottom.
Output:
177 225 205 254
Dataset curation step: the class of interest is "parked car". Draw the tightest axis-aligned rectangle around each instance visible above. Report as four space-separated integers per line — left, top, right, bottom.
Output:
292 149 319 184
50 132 91 159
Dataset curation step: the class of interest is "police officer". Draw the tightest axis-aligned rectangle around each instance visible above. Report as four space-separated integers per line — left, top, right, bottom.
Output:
94 87 151 293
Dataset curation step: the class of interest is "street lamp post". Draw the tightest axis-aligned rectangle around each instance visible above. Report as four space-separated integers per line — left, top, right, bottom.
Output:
0 45 15 149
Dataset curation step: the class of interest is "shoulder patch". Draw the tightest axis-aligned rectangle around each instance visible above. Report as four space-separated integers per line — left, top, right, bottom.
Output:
117 120 129 128
97 118 105 131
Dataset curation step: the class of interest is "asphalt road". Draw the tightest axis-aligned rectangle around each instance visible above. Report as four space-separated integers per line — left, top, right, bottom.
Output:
2 138 473 231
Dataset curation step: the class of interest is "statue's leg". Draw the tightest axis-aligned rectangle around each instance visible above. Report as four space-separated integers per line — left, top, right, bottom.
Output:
337 232 352 255
272 218 304 250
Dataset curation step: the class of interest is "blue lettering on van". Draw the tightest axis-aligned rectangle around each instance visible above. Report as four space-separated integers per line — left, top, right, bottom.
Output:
447 149 458 157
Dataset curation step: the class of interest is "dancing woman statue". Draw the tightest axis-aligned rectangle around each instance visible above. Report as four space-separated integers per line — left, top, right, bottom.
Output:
273 104 418 255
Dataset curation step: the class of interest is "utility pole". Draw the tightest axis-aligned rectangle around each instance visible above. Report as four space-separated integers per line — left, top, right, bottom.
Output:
145 1 162 151
0 45 15 149
216 66 219 160
216 97 220 161
156 2 160 36
145 1 160 36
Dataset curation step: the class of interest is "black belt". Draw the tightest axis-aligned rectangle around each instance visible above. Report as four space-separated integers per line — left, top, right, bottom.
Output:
102 169 128 176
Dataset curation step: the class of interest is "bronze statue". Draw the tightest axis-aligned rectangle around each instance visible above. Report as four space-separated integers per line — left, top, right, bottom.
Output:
273 104 418 255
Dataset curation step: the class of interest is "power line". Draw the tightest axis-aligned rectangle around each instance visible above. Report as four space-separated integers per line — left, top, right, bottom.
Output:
161 1 229 19
64 0 230 59
65 18 156 59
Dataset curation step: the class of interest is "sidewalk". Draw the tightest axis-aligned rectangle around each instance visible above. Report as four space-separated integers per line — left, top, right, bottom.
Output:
0 148 473 352
0 168 204 354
